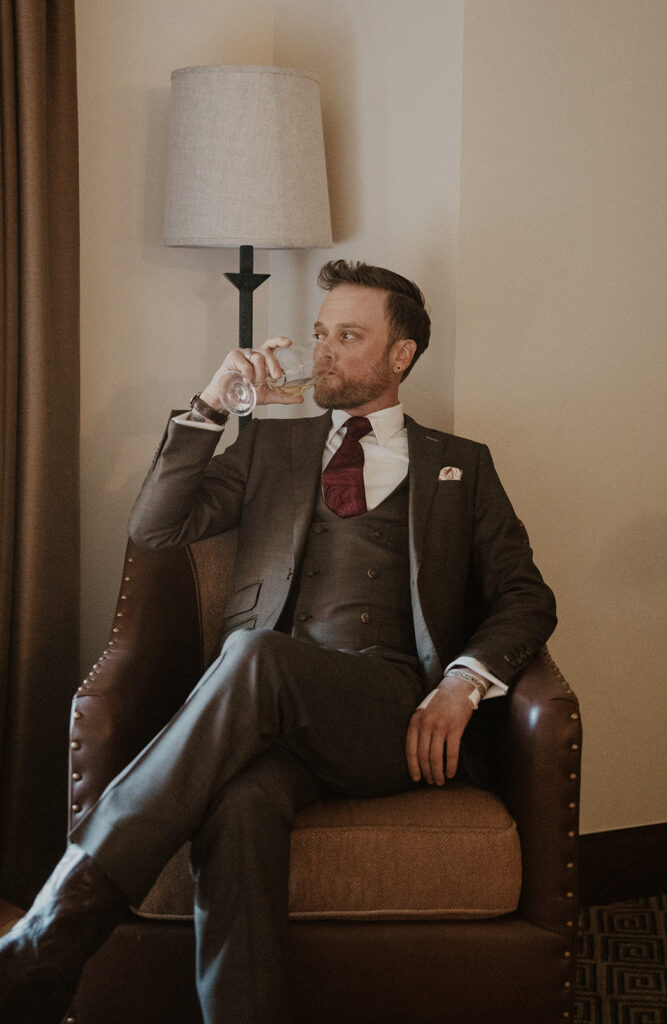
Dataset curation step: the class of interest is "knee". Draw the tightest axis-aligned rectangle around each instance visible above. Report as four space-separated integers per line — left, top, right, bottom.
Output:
221 627 284 663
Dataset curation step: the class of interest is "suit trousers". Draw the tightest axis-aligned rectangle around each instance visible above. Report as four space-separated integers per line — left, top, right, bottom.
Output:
70 628 424 1023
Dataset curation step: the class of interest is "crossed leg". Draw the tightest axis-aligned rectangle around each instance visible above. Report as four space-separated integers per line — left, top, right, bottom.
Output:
67 629 423 1021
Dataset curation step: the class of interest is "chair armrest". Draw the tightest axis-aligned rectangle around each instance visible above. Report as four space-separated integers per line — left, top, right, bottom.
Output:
498 648 581 937
68 540 203 830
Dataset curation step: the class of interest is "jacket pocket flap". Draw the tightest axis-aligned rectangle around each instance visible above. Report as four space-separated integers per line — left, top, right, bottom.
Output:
224 580 262 617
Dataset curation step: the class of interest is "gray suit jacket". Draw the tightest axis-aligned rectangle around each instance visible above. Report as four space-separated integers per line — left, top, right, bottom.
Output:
129 412 556 692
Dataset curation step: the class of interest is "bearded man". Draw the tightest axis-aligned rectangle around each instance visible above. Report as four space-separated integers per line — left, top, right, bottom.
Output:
0 260 556 1024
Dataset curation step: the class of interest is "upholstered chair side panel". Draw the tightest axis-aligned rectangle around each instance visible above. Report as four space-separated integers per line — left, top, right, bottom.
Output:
68 540 204 830
501 649 582 941
187 530 238 669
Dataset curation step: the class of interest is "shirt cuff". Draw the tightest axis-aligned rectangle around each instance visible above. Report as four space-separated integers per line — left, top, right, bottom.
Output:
172 411 224 432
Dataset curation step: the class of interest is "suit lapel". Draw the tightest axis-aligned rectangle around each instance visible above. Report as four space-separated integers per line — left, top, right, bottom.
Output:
406 416 452 686
406 416 449 574
290 411 331 565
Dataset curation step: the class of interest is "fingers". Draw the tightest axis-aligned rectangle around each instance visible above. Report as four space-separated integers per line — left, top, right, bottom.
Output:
405 716 421 783
261 336 292 381
406 702 469 786
445 733 461 780
430 731 448 786
406 712 447 786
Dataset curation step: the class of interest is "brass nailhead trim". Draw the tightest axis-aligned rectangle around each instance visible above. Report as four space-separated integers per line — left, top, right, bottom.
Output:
73 711 82 720
566 862 574 869
569 802 576 809
570 712 579 720
564 981 571 989
124 576 131 582
570 773 577 780
70 741 81 750
566 891 574 899
72 772 82 781
564 950 571 959
71 804 81 813
571 743 579 751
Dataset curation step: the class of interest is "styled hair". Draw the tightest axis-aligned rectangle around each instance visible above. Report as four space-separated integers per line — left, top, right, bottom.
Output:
317 259 430 378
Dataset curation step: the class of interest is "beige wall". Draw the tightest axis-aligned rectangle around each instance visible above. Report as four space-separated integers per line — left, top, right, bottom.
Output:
77 0 666 834
456 1 667 832
76 0 274 672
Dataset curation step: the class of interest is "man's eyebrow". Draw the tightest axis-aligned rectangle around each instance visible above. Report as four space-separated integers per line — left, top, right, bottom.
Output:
313 320 367 331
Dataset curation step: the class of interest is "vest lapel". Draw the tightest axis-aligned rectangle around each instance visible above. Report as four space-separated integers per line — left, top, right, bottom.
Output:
291 411 332 566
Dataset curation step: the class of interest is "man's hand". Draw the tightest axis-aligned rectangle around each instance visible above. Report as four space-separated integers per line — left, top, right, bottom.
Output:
405 676 476 785
199 337 304 412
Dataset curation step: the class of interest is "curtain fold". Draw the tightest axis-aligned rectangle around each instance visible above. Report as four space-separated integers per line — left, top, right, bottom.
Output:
0 0 80 906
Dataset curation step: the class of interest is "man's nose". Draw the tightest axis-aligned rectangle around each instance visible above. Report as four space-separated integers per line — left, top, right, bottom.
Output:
314 340 334 368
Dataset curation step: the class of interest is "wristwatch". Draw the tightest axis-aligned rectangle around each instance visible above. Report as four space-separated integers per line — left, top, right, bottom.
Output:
189 394 228 426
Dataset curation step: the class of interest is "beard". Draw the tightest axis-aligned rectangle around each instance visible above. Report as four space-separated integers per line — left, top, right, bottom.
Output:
313 353 393 410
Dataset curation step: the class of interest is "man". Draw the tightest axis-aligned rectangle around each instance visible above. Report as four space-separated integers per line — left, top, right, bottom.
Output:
0 260 556 1023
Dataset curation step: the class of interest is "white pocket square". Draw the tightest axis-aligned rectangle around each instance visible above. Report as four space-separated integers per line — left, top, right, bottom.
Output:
438 466 462 481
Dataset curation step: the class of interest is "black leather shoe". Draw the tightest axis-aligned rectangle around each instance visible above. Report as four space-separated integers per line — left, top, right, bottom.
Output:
0 844 128 1024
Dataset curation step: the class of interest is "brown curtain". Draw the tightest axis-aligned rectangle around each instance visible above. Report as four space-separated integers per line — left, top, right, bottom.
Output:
0 0 79 907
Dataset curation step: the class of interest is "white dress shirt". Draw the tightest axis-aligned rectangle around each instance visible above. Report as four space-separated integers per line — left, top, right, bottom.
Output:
176 405 507 704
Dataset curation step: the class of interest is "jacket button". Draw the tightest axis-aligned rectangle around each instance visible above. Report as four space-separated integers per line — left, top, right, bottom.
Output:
371 530 382 539
360 612 370 623
367 568 377 579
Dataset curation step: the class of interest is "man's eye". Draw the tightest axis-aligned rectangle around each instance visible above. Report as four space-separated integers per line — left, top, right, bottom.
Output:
341 332 356 341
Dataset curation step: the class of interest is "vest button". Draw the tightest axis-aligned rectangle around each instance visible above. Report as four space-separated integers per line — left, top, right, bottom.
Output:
360 612 370 623
371 530 382 538
313 525 327 535
367 568 377 579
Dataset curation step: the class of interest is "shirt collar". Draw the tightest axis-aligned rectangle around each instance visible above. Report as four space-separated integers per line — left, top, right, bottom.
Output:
329 404 405 447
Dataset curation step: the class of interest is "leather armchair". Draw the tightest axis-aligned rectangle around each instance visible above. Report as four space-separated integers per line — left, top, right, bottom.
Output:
68 533 581 1024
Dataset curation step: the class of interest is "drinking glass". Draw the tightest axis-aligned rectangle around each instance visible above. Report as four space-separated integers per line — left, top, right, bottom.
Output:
218 341 317 416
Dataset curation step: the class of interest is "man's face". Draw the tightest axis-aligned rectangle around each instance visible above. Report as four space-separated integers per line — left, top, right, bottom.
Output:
312 284 397 414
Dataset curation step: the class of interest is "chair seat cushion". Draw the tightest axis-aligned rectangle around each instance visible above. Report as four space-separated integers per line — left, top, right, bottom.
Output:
138 782 521 922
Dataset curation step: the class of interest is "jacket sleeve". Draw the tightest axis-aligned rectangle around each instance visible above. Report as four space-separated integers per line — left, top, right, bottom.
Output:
458 444 557 684
128 416 258 550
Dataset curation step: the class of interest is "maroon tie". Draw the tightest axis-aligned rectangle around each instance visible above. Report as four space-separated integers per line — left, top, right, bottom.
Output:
322 416 372 518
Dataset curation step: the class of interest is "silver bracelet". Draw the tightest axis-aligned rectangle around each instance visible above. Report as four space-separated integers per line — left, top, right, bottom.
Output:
445 668 489 702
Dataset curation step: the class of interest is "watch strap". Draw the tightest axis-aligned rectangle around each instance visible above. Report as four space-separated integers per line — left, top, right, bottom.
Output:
189 394 229 426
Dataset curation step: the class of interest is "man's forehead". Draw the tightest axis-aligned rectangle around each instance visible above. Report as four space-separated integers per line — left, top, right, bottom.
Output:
316 284 389 323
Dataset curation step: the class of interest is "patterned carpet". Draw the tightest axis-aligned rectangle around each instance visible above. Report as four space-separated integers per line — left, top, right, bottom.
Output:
575 895 666 1023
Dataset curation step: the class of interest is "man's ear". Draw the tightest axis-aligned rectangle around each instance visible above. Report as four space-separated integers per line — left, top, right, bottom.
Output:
392 338 417 374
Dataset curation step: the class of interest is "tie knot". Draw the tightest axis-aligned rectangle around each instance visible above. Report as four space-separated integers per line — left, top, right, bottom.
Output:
344 416 372 441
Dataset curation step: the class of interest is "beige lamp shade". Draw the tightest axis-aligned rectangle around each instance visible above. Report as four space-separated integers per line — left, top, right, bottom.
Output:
164 65 333 249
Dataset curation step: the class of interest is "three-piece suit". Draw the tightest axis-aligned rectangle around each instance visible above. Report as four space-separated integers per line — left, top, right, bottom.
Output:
71 409 556 1023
